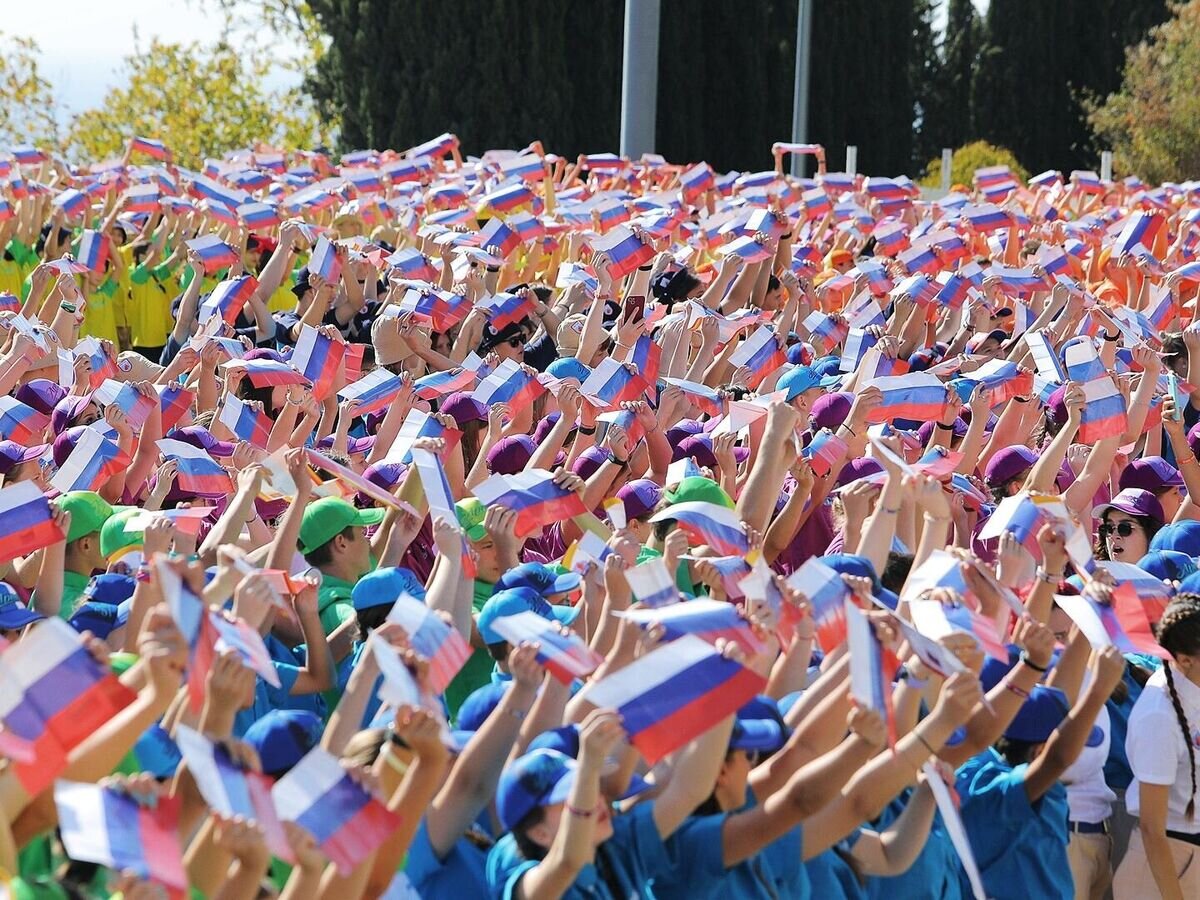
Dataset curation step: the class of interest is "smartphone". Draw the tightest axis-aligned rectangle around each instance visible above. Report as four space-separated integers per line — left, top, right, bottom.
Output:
623 293 646 324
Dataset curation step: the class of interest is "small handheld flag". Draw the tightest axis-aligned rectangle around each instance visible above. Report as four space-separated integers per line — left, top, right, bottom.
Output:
619 599 765 657
156 438 234 496
217 395 272 449
186 234 240 273
786 558 851 653
291 324 345 402
50 427 130 494
472 469 587 538
386 593 472 694
649 502 749 556
623 557 680 609
490 610 602 684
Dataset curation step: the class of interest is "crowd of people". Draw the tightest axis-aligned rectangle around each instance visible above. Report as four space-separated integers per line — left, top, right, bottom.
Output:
0 131 1196 899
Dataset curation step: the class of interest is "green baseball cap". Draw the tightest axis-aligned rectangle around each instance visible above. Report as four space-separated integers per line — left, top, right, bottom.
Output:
100 506 141 560
298 497 384 554
59 491 114 543
455 497 488 542
664 476 734 510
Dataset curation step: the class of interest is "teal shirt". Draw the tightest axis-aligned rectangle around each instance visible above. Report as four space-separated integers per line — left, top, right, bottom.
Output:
956 748 1072 900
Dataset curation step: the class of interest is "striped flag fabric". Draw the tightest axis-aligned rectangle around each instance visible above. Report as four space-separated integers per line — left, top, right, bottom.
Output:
0 481 64 565
786 557 851 653
499 154 546 182
801 310 849 355
619 333 662 387
591 225 654 280
659 377 726 417
413 367 475 401
156 438 234 496
0 396 49 445
579 357 648 410
472 469 587 538
1099 561 1175 625
648 501 749 556
386 593 472 694
186 234 239 273
489 610 603 684
0 618 136 795
291 324 345 401
959 203 1011 234
1064 340 1127 442
863 373 948 423
950 359 1033 408
217 394 272 448
55 782 186 890
237 201 282 229
476 216 521 259
729 326 786 389
909 596 1008 663
199 274 258 326
410 446 476 579
309 235 342 282
619 599 765 657
990 266 1046 296
273 747 401 875
159 383 196 433
1055 589 1166 659
898 243 940 275
580 633 766 765
209 611 281 687
380 409 461 467
846 601 897 745
482 182 534 214
472 358 545 409
131 136 169 160
93 379 157 431
680 162 715 200
802 430 848 478
50 427 130 494
76 229 108 273
230 357 309 389
1025 330 1067 383
622 557 679 609
477 290 536 330
53 188 89 218
74 336 120 389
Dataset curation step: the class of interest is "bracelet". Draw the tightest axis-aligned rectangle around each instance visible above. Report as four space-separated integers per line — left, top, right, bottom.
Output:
913 730 937 756
1013 396 1030 403
1005 681 1031 700
287 395 305 406
898 667 929 691
781 232 794 240
1020 651 1051 673
840 424 857 437
1035 567 1063 583
609 454 629 467
486 265 500 273
578 424 597 435
637 264 653 271
566 803 595 818
882 505 900 515
135 565 153 584
508 707 529 721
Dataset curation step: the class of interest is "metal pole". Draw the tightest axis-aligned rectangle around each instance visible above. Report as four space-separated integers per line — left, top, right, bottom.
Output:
790 0 813 178
619 0 661 160
845 145 858 177
940 148 953 193
1100 150 1113 182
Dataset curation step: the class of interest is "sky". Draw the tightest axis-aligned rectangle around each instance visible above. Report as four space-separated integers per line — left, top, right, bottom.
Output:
5 0 302 118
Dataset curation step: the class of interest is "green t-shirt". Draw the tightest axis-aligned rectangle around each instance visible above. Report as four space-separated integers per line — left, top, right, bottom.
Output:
637 546 699 596
317 573 357 636
444 578 497 720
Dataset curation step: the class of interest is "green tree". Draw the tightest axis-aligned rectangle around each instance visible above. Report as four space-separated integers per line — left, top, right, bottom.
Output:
65 38 329 168
0 33 62 150
909 0 945 171
1088 0 1200 183
919 139 1027 188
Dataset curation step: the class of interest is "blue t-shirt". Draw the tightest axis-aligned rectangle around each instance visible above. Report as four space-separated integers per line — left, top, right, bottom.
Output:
804 830 864 900
405 818 490 899
232 661 301 737
332 642 385 727
656 812 809 900
956 748 1072 900
486 802 669 900
866 791 965 900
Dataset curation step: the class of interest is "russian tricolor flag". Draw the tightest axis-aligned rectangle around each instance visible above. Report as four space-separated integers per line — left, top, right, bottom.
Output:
309 235 342 283
579 357 648 410
472 468 587 538
581 633 766 765
622 557 680 609
0 618 136 795
950 359 1032 408
1072 170 1104 195
0 396 49 445
898 243 940 276
291 324 345 402
660 377 726 417
413 367 475 401
478 290 535 330
620 333 662 387
386 593 471 694
159 383 196 433
93 379 157 431
186 234 239 273
233 357 309 389
472 358 545 409
386 247 438 281
482 182 534 214
649 501 749 556
846 601 897 744
802 430 849 479
337 367 406 418
1056 589 1166 659
620 599 765 658
188 174 250 209
680 162 715 200
990 266 1046 297
476 216 521 259
0 481 65 565
156 438 234 496
273 747 401 875
1144 283 1177 331
55 782 186 890
960 203 1011 234
801 310 850 355
500 154 546 182
237 201 282 229
490 610 602 684
50 427 130 494
53 188 89 218
1025 330 1067 383
873 220 910 255
1100 561 1175 625
864 373 948 423
592 225 654 280
217 395 271 449
131 136 169 160
729 326 786 389
199 274 258 326
786 557 851 653
76 229 108 273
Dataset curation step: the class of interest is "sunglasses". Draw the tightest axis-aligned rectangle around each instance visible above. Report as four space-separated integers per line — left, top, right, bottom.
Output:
1100 520 1139 538
506 336 525 349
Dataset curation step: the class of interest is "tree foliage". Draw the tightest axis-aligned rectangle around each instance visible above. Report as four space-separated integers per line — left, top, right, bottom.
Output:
1087 0 1200 183
919 139 1027 188
0 33 62 149
65 39 330 168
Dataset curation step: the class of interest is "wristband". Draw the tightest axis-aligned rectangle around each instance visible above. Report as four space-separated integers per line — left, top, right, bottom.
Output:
1005 681 1031 700
60 301 77 314
1020 651 1051 673
609 454 629 468
578 425 597 435
913 730 937 756
486 265 500 273
637 264 653 271
1103 331 1120 342
566 803 595 818
1035 567 1063 584
898 667 928 691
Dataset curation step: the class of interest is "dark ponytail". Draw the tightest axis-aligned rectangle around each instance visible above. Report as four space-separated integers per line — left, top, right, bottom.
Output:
1156 595 1200 819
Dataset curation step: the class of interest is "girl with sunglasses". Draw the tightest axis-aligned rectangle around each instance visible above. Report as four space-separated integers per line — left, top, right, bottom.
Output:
1093 489 1165 563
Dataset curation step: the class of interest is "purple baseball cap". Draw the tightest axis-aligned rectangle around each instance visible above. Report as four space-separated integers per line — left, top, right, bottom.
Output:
675 434 749 469
835 457 884 489
52 426 88 468
810 392 852 432
487 435 536 475
1093 488 1166 525
665 419 704 447
441 392 487 427
1046 386 1069 427
984 445 1038 486
243 348 286 363
1120 457 1184 494
16 379 66 416
571 446 609 479
173 425 236 458
363 461 406 492
917 417 967 445
0 440 48 476
533 413 562 445
316 434 376 456
51 394 96 437
616 479 662 521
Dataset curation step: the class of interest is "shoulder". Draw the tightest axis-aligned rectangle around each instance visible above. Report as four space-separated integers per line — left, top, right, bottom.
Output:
485 834 536 899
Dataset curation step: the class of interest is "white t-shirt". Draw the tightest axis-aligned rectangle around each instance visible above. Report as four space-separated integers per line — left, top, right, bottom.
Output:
1126 665 1200 834
1063 705 1116 824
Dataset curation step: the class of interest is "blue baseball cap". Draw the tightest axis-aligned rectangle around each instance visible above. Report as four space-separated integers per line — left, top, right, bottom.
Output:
1137 550 1197 583
80 573 136 607
497 749 578 830
0 583 43 630
1178 570 1200 595
1150 520 1200 556
819 553 900 609
527 724 652 800
351 566 428 611
244 710 323 777
731 695 790 754
68 600 130 639
979 654 1102 746
494 562 582 598
778 365 823 401
546 357 592 383
477 586 581 645
455 681 509 731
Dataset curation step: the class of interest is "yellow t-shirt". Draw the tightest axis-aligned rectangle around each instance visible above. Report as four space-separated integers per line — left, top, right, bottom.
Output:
80 278 121 346
127 263 176 349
